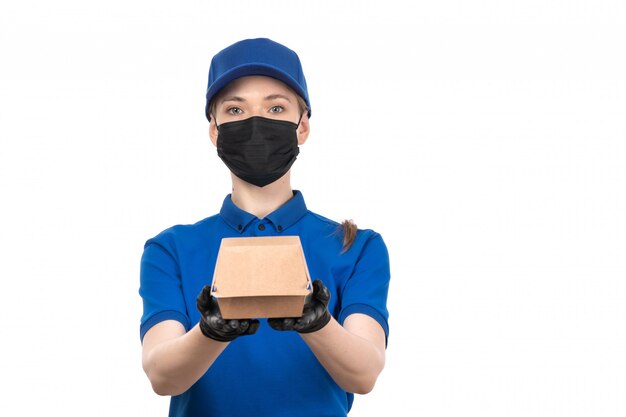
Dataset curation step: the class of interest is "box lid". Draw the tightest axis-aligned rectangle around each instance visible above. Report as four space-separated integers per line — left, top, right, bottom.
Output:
211 235 312 298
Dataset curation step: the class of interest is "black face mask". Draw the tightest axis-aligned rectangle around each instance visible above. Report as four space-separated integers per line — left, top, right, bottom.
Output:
216 116 301 187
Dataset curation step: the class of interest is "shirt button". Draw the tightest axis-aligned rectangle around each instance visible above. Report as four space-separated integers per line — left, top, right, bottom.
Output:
277 225 283 231
258 224 265 231
237 224 242 231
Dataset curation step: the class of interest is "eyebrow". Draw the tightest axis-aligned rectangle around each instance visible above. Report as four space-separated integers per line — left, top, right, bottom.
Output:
220 95 245 104
264 94 291 103
219 94 292 104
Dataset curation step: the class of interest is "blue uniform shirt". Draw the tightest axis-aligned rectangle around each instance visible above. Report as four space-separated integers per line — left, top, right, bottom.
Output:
139 190 391 417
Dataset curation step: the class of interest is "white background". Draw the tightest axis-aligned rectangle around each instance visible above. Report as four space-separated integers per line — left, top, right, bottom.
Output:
1 1 625 416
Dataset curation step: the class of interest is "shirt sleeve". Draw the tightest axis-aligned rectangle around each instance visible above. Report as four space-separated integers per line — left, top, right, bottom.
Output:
337 231 391 347
138 232 191 345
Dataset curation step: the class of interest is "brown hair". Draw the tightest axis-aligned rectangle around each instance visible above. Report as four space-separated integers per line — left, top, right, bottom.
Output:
338 219 358 254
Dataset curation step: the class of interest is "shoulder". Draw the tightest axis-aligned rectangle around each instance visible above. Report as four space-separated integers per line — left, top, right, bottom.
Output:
143 214 222 249
304 209 384 254
305 210 341 229
350 227 386 257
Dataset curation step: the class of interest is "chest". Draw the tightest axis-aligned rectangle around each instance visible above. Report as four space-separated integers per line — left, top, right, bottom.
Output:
179 232 347 323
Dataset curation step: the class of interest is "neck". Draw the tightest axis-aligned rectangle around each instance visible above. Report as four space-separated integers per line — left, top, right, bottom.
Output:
230 171 294 219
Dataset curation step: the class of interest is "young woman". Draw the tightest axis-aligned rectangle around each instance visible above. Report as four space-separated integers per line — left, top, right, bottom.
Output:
139 38 391 417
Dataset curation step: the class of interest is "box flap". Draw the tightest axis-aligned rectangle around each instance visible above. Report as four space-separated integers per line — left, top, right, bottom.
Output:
211 235 312 298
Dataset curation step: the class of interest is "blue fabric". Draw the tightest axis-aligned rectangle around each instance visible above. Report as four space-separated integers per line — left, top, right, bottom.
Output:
205 38 311 121
138 190 390 417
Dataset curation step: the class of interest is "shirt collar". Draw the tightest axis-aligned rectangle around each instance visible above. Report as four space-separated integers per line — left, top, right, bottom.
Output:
219 189 308 234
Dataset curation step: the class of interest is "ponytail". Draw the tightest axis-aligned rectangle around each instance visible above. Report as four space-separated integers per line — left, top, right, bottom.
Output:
338 219 357 254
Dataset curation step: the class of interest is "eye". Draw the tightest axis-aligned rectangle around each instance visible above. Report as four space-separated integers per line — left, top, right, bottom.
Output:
227 107 243 115
269 105 284 113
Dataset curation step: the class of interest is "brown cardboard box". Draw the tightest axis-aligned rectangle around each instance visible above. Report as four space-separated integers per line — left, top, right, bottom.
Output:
210 235 313 319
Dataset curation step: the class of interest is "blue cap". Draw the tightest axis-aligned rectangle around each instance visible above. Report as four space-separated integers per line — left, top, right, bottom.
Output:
205 38 311 121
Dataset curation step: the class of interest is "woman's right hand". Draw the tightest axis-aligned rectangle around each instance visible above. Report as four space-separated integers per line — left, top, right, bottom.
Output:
196 285 260 342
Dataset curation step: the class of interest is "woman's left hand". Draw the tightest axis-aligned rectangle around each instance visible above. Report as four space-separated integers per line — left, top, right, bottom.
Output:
268 279 331 333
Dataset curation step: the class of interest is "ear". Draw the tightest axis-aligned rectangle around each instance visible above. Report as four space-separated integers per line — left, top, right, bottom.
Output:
297 113 310 145
209 118 218 147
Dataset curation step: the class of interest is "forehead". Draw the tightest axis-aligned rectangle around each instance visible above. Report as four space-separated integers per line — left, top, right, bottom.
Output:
217 75 296 99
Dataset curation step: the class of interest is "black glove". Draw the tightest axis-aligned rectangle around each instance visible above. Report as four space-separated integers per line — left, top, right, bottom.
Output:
196 285 260 342
268 279 332 334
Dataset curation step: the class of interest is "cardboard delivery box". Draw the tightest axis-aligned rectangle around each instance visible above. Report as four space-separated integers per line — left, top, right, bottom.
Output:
210 235 313 319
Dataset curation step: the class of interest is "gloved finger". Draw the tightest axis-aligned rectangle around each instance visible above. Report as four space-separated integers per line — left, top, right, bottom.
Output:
246 319 260 335
313 303 327 320
208 297 225 318
208 315 225 327
196 285 213 310
267 318 284 330
312 280 331 304
294 315 313 330
238 320 250 332
268 317 296 331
